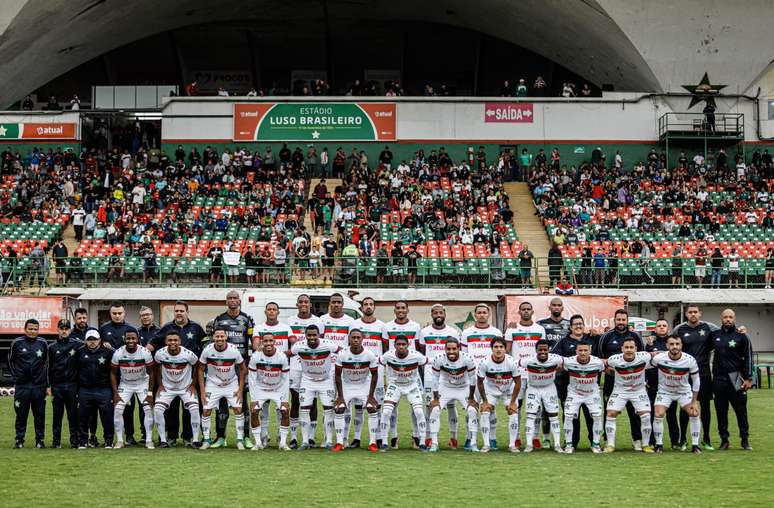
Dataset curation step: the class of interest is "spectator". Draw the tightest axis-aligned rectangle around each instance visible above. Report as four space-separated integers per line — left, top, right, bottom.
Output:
711 247 724 288
184 81 199 96
533 76 547 97
727 247 740 288
70 95 80 110
22 95 34 110
562 82 575 98
593 248 607 287
518 243 534 288
547 242 563 286
555 276 575 295
516 79 527 97
500 80 514 97
404 244 421 286
580 83 592 97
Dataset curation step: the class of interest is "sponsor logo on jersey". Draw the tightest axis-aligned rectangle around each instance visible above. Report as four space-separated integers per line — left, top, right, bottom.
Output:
387 361 418 372
657 365 690 376
255 363 286 372
614 363 646 375
299 350 332 360
341 361 371 370
567 368 599 379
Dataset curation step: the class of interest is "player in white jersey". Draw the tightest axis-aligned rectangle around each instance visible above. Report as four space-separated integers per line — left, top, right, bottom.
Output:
427 338 478 452
418 304 462 448
350 297 388 448
651 335 702 454
604 337 654 453
291 324 341 449
383 301 422 448
504 301 547 449
198 327 247 450
333 329 380 453
153 330 201 448
476 337 521 453
252 302 294 448
562 340 605 454
379 335 428 452
320 293 355 349
286 294 324 448
248 332 291 450
110 329 155 449
519 339 564 453
460 304 502 450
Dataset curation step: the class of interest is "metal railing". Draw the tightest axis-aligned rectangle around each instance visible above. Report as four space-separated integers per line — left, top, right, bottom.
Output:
658 112 744 139
2 256 769 290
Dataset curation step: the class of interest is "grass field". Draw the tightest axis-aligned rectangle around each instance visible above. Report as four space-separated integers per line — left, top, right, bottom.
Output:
0 393 772 507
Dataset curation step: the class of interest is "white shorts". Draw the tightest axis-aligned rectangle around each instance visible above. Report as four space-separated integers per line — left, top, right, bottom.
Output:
564 390 603 417
204 382 242 411
655 391 693 409
384 382 424 407
155 389 198 409
477 388 514 408
250 388 288 410
289 357 302 390
695 266 706 277
524 385 560 414
299 379 335 407
116 384 151 407
437 386 470 408
246 269 256 277
606 389 650 413
340 384 376 409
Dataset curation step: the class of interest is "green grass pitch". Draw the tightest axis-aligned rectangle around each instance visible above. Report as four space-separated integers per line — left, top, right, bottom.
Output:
0 393 772 507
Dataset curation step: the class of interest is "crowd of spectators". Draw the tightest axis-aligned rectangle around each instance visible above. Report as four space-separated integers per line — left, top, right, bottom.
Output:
530 144 774 288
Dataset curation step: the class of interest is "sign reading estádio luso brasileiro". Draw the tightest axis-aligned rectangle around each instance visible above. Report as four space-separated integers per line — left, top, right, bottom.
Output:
233 103 396 142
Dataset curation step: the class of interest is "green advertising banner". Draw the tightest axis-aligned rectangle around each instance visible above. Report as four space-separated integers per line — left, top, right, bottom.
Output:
233 102 396 141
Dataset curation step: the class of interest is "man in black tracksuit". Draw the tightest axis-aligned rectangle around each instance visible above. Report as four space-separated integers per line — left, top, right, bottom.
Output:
98 302 138 444
48 320 82 448
76 329 115 448
153 301 207 446
9 319 49 448
70 307 99 446
673 304 716 449
645 319 679 448
711 309 753 450
594 309 644 446
551 314 598 448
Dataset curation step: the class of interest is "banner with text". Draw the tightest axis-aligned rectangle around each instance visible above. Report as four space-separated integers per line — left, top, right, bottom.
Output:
234 103 396 141
503 295 626 332
0 296 64 335
484 103 534 123
0 123 77 140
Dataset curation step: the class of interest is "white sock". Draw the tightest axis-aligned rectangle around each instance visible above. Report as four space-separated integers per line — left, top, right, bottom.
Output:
447 404 458 439
353 407 364 440
323 409 334 445
389 407 398 439
279 426 289 447
525 413 537 445
142 404 154 443
653 416 664 446
412 404 427 442
310 419 318 441
235 413 245 441
690 416 701 446
202 414 212 440
466 406 478 447
605 417 617 447
640 414 652 446
188 404 201 442
564 415 575 447
480 412 491 447
154 405 167 443
549 416 561 447
381 404 394 443
508 412 520 447
489 412 497 440
334 411 346 445
367 411 379 445
343 409 352 443
410 408 419 439
428 406 441 445
591 415 602 446
289 417 299 442
261 403 270 441
300 409 311 444
114 403 125 444
251 426 262 447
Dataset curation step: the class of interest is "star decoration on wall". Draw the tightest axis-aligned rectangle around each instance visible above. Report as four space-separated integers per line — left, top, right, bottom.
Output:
682 73 727 109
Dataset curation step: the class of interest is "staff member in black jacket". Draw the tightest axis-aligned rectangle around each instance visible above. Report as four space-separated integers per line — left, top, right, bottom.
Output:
48 319 82 448
9 319 49 448
645 319 679 448
711 309 753 451
594 308 645 449
69 307 99 446
76 329 115 449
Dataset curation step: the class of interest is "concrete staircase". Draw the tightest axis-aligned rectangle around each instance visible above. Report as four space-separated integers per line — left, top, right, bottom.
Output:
504 182 552 288
293 178 342 287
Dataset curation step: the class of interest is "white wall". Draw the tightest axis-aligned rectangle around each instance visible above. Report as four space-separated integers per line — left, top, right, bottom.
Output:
160 96 761 143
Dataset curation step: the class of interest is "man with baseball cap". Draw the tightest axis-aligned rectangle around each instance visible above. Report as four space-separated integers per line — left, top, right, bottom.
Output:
76 329 115 448
48 319 82 448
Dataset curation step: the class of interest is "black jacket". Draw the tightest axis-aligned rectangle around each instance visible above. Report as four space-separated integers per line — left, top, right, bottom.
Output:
76 345 113 389
138 324 160 348
98 321 138 349
645 335 670 389
673 321 715 374
70 325 97 342
710 325 753 380
595 328 643 359
48 337 83 385
154 320 207 355
9 336 49 386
